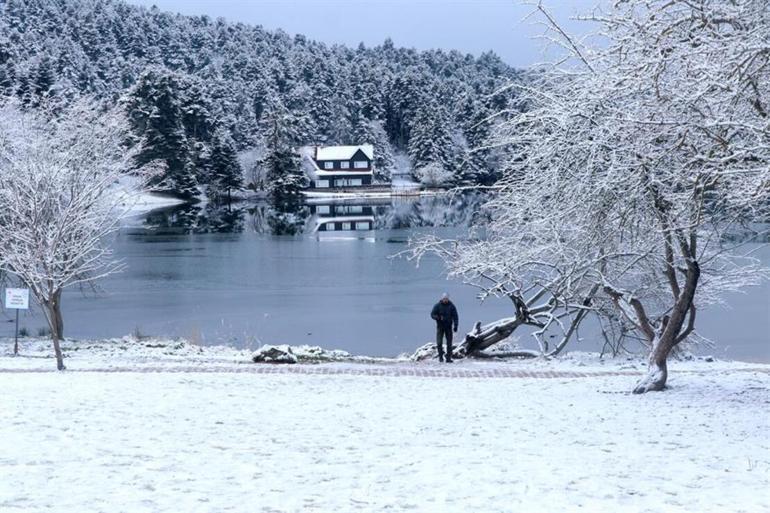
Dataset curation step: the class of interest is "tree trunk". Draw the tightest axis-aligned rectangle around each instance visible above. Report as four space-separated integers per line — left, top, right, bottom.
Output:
44 290 66 371
462 318 523 355
633 261 700 394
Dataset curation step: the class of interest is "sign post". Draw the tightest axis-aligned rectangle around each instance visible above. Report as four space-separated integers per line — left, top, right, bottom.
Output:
5 288 29 355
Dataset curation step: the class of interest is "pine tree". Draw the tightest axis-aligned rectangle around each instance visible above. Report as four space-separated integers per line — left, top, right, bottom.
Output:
260 99 305 200
0 62 15 97
208 130 243 203
30 54 56 105
354 116 395 182
408 101 454 175
129 70 198 198
456 96 495 185
179 76 215 182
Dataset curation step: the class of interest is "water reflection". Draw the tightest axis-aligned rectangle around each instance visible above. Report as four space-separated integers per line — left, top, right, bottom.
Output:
140 192 489 236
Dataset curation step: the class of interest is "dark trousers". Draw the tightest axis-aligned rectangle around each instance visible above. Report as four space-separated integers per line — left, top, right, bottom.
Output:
436 324 453 360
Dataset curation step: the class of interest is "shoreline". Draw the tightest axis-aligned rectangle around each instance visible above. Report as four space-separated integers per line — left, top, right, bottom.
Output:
3 336 768 375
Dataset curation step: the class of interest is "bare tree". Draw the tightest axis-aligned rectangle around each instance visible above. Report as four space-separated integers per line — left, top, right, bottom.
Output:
413 0 770 392
0 101 143 370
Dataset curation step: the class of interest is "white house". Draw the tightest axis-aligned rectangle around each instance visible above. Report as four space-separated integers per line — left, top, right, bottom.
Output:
300 144 374 189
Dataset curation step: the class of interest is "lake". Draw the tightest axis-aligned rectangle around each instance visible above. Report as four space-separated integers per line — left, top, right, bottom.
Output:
2 195 768 361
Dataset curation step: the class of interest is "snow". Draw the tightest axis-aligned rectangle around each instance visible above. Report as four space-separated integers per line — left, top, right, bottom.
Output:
314 144 374 161
302 189 440 200
112 176 186 215
1 338 768 512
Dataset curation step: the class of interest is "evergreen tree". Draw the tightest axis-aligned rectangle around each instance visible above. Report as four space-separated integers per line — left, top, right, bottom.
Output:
15 72 32 107
408 101 454 175
456 96 495 185
30 54 56 105
354 116 395 182
129 70 197 197
179 76 215 181
0 62 15 97
208 130 243 203
260 99 305 200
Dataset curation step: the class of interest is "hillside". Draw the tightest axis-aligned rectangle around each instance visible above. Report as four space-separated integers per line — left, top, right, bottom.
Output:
0 0 519 198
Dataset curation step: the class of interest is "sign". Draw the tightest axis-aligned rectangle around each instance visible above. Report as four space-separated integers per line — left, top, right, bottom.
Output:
5 288 29 310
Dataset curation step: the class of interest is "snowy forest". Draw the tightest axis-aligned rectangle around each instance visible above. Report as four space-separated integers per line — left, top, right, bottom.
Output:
0 0 517 200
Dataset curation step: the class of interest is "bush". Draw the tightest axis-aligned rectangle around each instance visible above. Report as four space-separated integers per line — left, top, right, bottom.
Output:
414 163 453 188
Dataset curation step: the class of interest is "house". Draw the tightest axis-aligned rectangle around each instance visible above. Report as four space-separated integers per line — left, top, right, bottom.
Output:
301 144 374 189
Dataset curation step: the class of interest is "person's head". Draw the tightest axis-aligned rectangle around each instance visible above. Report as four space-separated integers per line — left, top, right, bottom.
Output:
440 293 450 304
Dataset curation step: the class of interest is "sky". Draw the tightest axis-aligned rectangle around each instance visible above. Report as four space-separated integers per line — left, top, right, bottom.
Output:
127 0 600 68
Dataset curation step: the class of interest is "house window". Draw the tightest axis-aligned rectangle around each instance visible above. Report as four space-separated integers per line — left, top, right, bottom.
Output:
355 222 370 230
326 223 336 231
317 205 330 214
353 161 368 169
315 180 329 188
341 222 351 231
350 179 363 186
324 161 333 169
334 179 345 187
340 161 350 169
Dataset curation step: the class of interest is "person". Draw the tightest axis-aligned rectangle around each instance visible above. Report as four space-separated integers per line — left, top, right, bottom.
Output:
430 293 459 363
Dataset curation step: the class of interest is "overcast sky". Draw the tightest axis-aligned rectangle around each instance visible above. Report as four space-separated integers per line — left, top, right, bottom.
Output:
127 0 599 68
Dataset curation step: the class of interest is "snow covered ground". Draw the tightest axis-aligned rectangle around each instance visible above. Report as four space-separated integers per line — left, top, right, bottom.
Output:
112 176 186 215
0 338 768 512
301 188 441 200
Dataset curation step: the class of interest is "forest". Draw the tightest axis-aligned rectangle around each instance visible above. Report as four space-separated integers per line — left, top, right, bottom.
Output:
0 0 519 200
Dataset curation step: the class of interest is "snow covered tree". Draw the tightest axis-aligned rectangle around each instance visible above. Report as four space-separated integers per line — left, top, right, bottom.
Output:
126 69 197 198
414 162 453 188
408 101 454 176
417 0 770 392
31 55 55 99
207 129 243 203
354 117 395 182
260 99 306 200
238 137 268 191
456 96 496 185
0 101 146 370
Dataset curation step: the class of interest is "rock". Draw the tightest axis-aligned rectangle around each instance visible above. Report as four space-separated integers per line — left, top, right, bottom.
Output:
251 345 298 364
409 342 464 362
410 342 437 361
291 345 351 361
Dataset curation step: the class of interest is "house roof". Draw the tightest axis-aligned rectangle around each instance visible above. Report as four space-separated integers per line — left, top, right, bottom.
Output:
300 152 372 180
315 144 374 161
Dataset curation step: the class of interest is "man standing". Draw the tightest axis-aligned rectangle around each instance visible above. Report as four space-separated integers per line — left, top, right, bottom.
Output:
431 293 459 363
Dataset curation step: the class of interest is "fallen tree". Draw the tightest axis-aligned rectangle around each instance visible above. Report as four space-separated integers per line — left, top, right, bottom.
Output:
408 236 604 360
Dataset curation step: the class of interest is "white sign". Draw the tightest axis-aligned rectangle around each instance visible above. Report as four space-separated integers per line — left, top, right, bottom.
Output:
5 288 29 310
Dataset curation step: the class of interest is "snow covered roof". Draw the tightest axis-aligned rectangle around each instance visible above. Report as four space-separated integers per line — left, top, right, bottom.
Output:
301 155 372 180
315 144 374 161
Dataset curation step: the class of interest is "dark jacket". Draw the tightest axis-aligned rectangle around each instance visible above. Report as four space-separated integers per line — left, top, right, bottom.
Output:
431 300 459 330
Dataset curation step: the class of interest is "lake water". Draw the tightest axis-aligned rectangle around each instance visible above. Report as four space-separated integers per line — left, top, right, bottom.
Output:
2 195 768 361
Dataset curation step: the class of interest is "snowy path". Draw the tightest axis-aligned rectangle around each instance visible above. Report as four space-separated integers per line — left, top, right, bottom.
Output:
1 366 768 512
0 362 768 379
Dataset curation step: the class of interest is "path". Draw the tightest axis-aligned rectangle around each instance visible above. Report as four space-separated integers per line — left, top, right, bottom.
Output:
1 362 768 378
